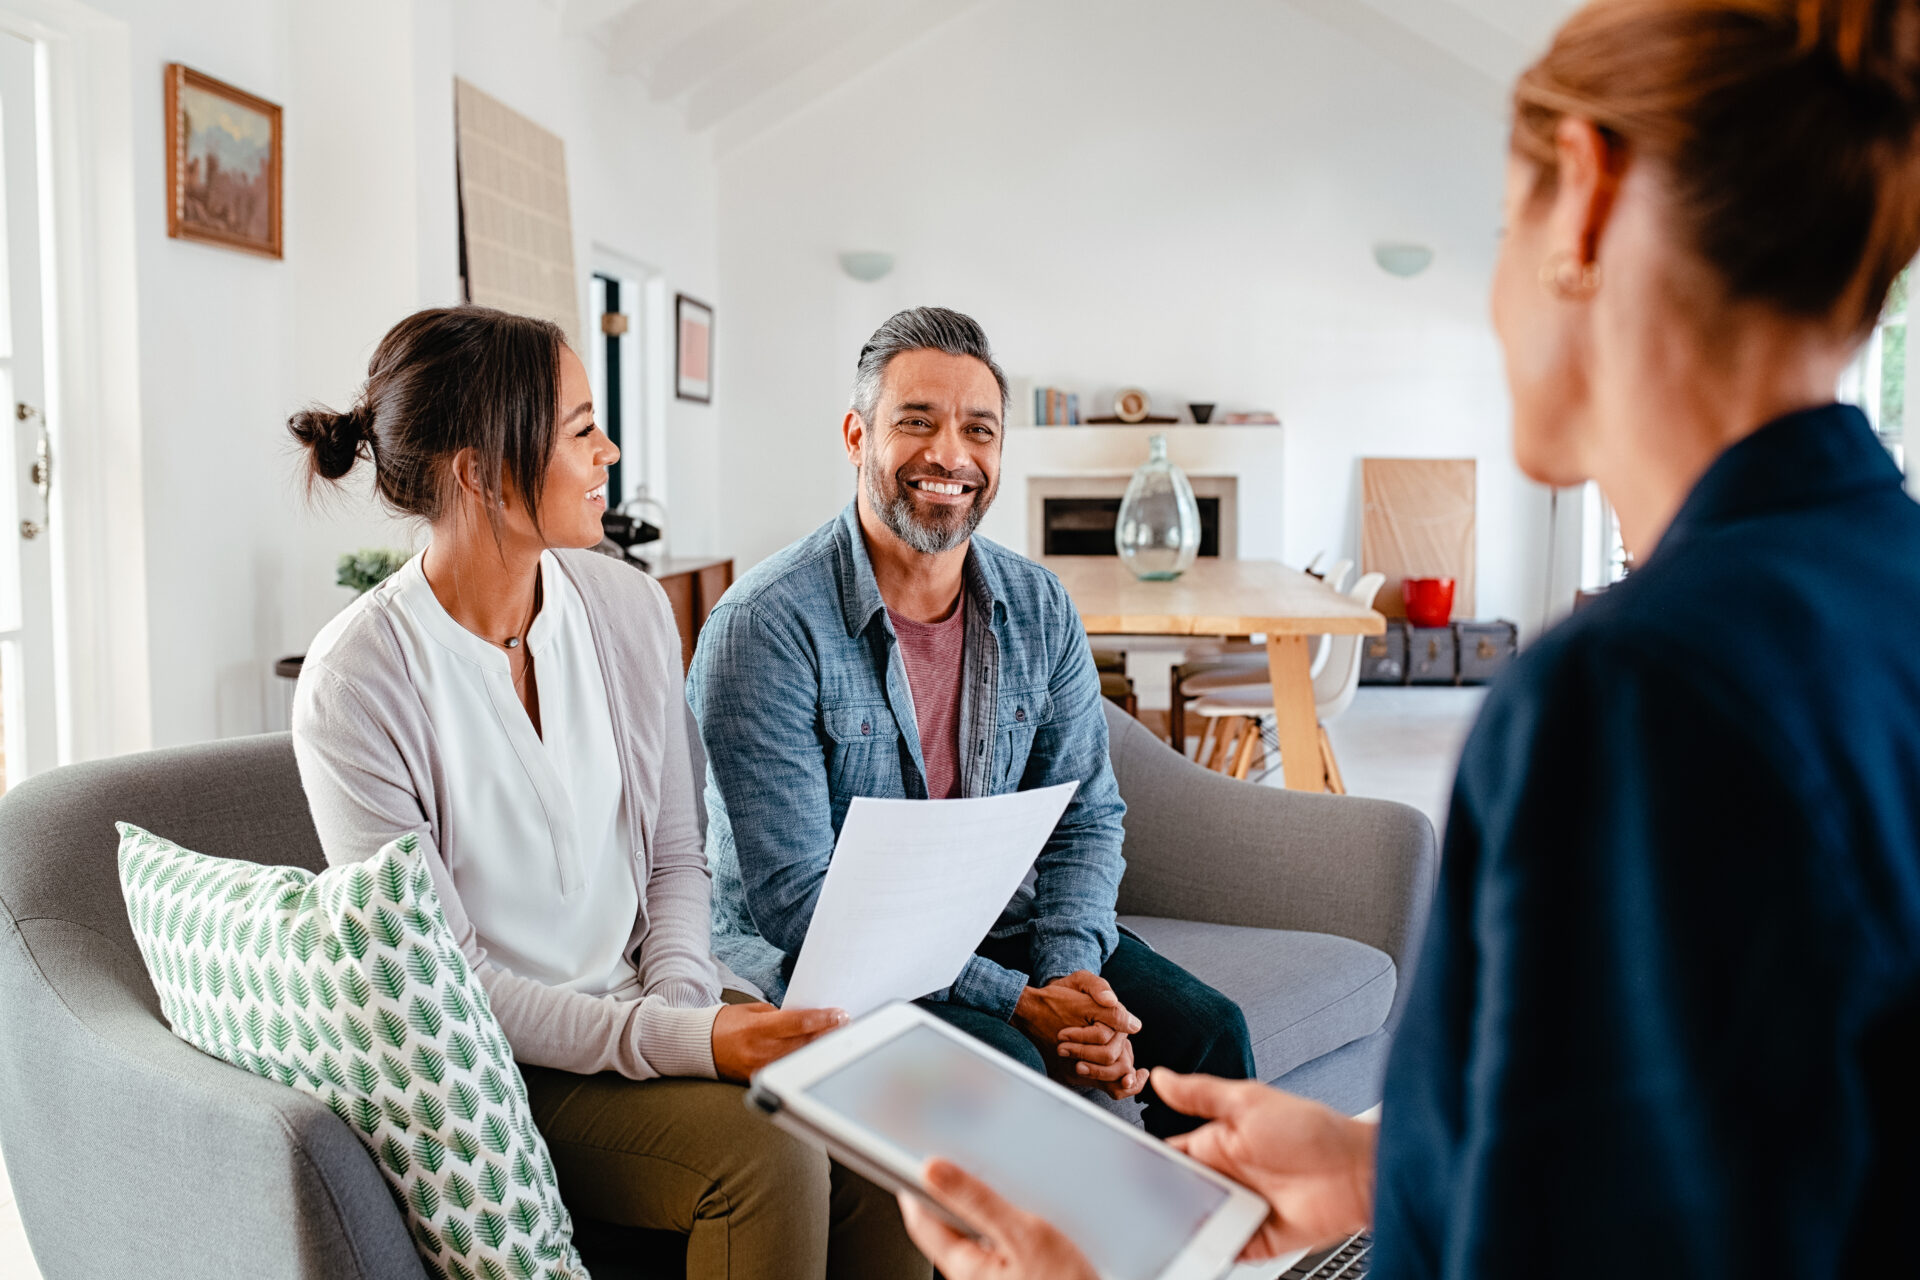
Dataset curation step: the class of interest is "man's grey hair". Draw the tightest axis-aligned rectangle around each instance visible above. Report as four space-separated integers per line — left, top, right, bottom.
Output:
849 306 1010 427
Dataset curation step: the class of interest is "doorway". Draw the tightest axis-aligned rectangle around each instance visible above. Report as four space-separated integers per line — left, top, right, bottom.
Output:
0 28 52 793
590 271 637 504
0 0 150 778
588 246 670 513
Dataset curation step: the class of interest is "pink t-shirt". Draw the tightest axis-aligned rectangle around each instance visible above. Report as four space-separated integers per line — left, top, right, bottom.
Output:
888 605 967 799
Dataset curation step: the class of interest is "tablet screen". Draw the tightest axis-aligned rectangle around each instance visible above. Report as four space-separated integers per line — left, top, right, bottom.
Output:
804 1023 1230 1280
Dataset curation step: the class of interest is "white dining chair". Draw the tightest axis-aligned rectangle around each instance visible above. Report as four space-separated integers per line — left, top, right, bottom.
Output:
1188 572 1387 788
1323 557 1355 595
1168 550 1340 753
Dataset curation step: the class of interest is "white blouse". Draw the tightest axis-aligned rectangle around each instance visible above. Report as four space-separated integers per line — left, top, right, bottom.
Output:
375 552 642 997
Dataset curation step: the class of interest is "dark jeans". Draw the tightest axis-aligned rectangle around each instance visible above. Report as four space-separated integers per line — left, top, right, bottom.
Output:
916 932 1256 1137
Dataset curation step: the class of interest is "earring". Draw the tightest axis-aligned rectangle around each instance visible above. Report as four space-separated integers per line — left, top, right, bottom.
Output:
1539 251 1600 301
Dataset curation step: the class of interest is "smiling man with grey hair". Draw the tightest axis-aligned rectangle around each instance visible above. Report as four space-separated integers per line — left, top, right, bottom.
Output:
687 306 1254 1138
849 306 1010 555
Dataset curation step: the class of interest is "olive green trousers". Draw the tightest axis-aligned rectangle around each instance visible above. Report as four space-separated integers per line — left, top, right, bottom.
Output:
521 1008 930 1280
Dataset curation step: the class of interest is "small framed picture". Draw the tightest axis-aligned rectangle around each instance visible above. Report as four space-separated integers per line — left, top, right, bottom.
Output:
166 63 283 258
676 293 713 403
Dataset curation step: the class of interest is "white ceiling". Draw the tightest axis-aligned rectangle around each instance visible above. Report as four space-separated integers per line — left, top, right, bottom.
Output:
563 0 1583 153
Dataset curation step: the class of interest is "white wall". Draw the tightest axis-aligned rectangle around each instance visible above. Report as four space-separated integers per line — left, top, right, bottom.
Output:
716 0 1556 631
76 0 311 746
66 0 719 749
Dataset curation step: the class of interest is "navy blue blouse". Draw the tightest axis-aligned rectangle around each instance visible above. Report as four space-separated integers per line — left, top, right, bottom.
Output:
1374 405 1920 1278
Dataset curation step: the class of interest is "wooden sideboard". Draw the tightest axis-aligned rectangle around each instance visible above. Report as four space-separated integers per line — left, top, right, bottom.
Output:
647 556 734 672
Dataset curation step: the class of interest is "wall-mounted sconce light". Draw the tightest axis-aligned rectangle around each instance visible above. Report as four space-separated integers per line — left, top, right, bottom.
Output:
1373 243 1435 278
838 250 895 282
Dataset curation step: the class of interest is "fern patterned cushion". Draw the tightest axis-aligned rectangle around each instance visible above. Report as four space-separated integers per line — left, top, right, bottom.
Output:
115 823 589 1280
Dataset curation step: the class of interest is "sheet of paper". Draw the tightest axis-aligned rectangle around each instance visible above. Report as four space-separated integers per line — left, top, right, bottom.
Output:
781 781 1081 1017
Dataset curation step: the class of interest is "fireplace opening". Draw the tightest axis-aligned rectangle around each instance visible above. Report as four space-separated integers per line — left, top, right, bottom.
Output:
1042 497 1222 557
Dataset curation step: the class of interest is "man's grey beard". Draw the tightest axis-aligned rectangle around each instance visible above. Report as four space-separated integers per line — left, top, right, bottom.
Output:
863 458 992 555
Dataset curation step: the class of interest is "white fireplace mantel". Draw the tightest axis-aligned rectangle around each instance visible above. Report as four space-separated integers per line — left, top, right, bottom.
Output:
978 424 1286 565
1025 473 1239 559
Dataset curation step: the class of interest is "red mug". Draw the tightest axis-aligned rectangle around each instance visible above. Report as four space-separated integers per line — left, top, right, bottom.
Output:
1403 578 1456 628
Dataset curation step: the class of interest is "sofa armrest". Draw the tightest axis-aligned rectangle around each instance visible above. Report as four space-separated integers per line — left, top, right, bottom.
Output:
1104 704 1438 1028
0 914 425 1280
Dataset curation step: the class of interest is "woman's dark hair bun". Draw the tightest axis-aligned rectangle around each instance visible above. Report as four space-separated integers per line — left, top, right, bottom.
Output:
288 404 367 483
288 306 564 525
1798 0 1920 110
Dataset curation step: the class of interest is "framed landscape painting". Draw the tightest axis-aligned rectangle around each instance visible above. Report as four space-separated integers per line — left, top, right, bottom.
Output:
166 64 282 258
676 293 713 403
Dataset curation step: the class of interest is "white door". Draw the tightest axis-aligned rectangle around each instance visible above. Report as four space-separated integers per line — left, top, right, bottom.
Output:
0 30 55 793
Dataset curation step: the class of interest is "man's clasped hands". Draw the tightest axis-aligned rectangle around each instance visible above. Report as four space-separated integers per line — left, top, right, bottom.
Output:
1014 968 1148 1099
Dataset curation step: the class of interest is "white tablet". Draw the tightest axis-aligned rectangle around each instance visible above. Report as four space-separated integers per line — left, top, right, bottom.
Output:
747 1002 1269 1280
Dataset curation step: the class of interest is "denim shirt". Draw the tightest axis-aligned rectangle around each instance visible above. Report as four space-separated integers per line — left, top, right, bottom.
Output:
687 502 1127 1019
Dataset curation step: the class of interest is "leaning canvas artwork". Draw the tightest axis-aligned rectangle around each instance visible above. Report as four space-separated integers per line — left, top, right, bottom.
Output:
166 64 282 258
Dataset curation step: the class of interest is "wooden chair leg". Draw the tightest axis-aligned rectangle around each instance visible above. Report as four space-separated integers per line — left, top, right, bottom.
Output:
1223 719 1247 776
1203 718 1229 771
1247 721 1269 775
1318 724 1346 795
1208 717 1242 772
1231 721 1261 780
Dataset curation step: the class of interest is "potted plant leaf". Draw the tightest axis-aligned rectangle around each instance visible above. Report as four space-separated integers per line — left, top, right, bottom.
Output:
336 548 409 595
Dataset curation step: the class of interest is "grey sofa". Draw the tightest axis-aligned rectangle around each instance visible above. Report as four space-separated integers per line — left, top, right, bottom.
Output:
1101 705 1435 1112
0 704 1435 1279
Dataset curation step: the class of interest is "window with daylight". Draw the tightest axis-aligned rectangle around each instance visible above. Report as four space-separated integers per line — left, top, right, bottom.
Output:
1840 263 1911 465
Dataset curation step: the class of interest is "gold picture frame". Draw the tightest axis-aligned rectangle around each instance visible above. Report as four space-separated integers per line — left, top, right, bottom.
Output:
165 63 283 259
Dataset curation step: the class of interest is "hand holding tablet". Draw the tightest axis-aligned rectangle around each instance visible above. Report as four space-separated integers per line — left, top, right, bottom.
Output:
747 1003 1270 1280
900 1073 1380 1276
901 1158 1100 1280
1157 1070 1377 1262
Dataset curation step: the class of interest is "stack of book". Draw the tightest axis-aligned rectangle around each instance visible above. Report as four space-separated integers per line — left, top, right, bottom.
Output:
1034 387 1080 425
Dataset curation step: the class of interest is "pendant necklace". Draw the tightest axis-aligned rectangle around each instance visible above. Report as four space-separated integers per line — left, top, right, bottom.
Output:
501 574 543 652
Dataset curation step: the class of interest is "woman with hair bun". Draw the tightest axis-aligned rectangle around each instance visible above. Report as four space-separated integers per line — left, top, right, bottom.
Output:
899 3 1920 1277
289 305 927 1280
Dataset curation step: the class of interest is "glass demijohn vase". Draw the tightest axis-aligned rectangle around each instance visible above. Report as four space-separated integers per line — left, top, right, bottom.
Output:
1115 434 1201 580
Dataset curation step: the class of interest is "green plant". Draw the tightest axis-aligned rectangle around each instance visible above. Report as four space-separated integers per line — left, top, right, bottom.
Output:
338 548 410 595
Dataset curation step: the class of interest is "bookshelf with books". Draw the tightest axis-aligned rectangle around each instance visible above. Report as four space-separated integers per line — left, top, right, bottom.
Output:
1033 385 1081 425
1008 377 1280 429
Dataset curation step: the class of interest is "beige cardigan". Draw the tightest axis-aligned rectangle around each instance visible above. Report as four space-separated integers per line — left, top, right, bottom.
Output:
292 548 726 1080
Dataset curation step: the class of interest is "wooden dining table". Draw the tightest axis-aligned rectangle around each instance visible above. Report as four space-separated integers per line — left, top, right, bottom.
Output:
1040 557 1387 792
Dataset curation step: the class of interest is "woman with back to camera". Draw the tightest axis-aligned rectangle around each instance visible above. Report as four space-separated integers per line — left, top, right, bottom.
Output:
288 305 928 1280
901 1 1920 1276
